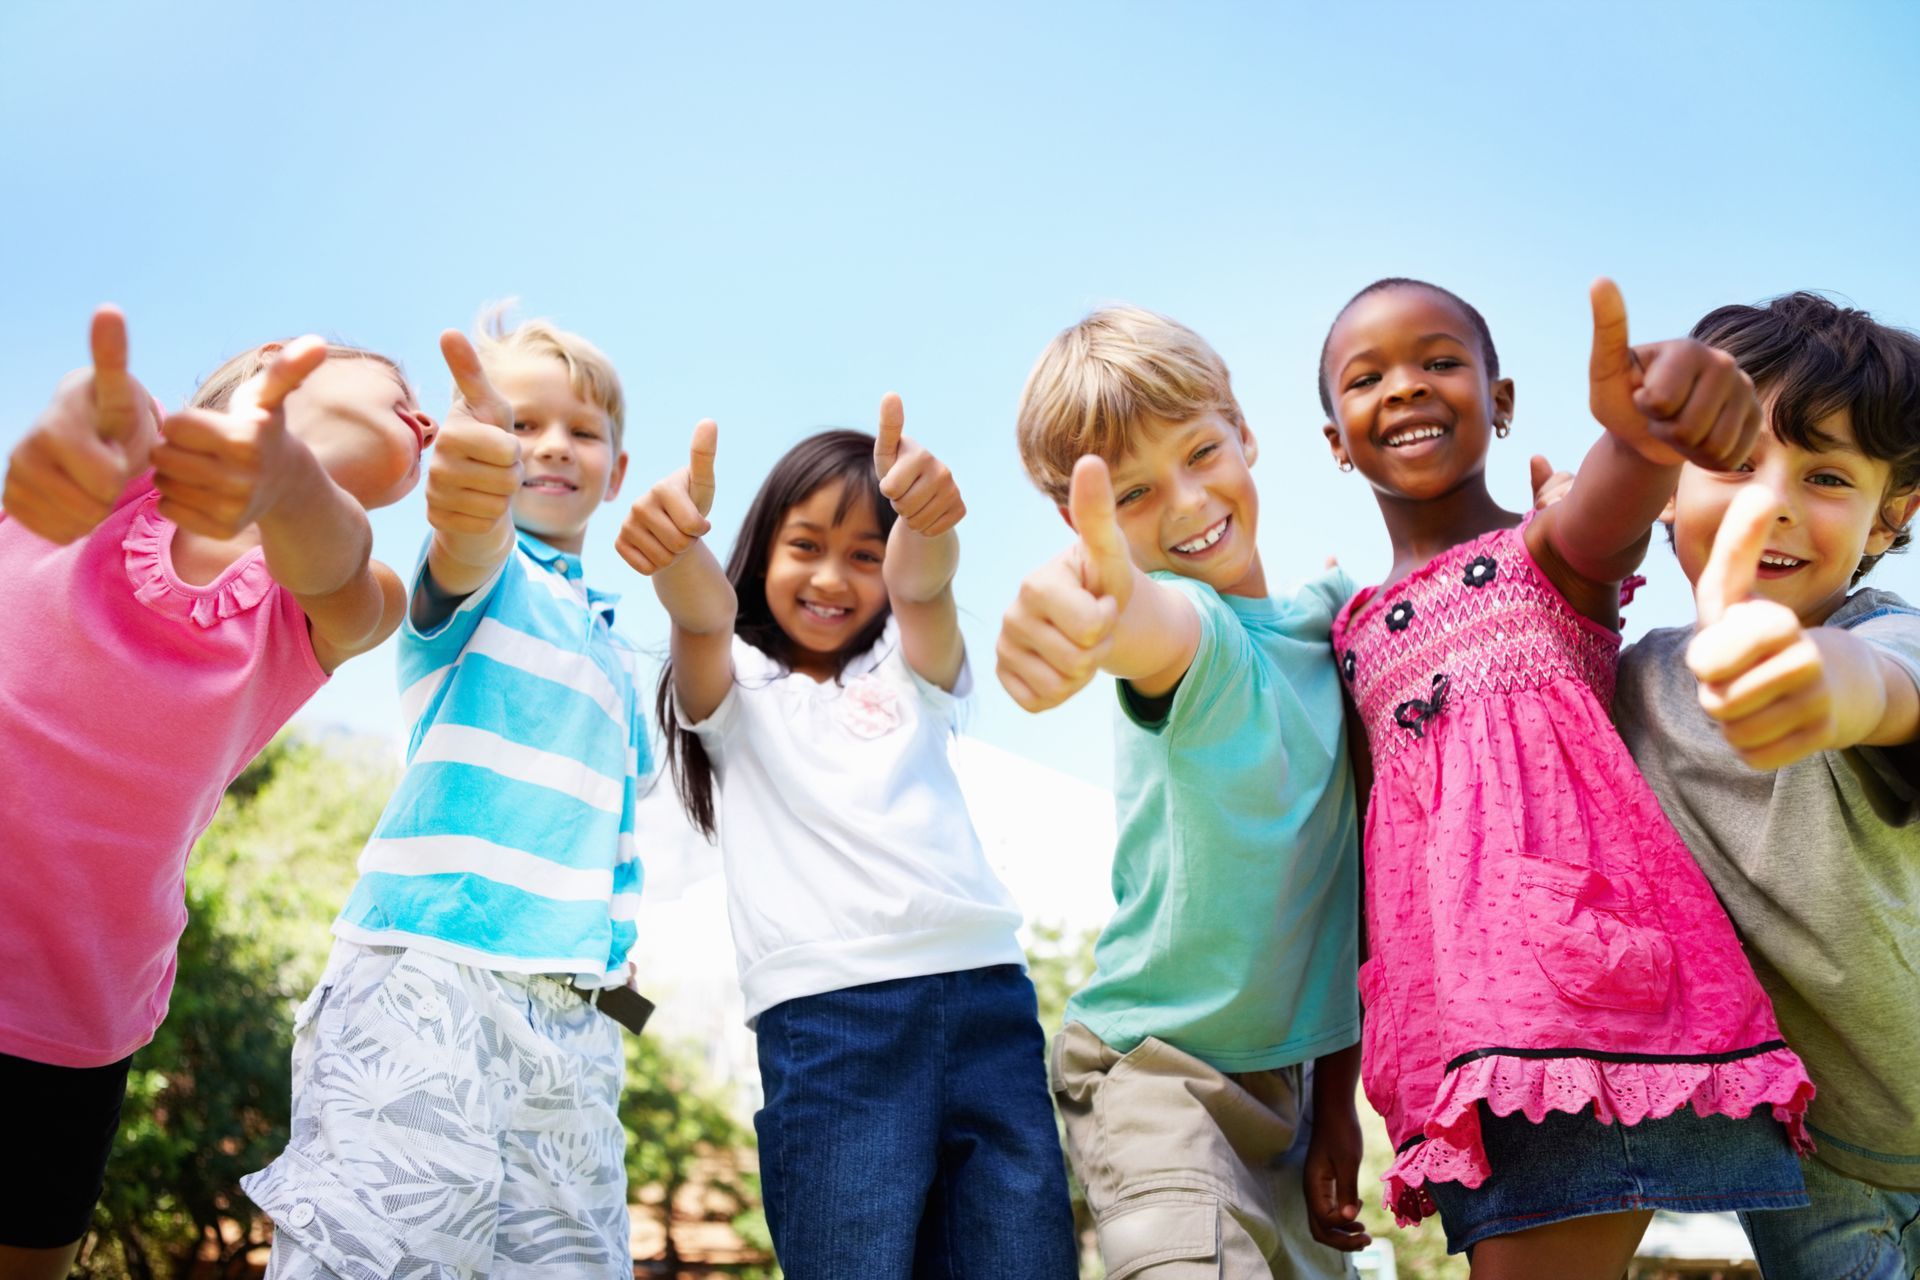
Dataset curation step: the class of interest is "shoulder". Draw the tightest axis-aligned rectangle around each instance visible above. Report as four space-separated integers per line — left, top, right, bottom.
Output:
1282 566 1356 637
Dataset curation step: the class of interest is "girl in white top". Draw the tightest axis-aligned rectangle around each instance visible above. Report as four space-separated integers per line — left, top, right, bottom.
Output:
621 403 1075 1280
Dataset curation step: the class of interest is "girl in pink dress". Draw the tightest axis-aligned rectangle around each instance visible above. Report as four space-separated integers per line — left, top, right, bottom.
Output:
1319 278 1814 1277
0 308 436 1280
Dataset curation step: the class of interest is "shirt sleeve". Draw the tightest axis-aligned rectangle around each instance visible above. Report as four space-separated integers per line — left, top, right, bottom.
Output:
1842 597 1920 798
1116 573 1251 735
401 537 513 659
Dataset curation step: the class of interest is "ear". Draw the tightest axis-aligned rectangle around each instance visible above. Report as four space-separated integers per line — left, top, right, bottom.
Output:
1322 422 1351 470
1492 377 1516 429
1240 421 1259 467
1057 502 1076 533
602 450 630 504
1659 492 1678 527
1867 486 1920 556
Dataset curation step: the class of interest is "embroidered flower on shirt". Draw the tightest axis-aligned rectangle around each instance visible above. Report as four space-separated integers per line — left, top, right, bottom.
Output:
1464 555 1498 589
1386 600 1416 632
1342 649 1357 683
836 672 904 739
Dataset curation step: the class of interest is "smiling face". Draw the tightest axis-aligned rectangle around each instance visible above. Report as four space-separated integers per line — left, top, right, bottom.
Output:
287 355 437 510
1321 285 1514 501
1087 410 1264 598
763 479 891 678
1671 406 1915 627
491 354 628 554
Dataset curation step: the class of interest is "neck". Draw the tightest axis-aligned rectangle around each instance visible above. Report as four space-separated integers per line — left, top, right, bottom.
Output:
168 523 264 588
1221 550 1270 600
1373 472 1517 587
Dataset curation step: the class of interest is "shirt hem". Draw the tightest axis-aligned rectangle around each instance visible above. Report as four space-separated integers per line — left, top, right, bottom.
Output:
330 921 624 986
740 921 1026 1028
0 1022 155 1071
1066 1015 1362 1075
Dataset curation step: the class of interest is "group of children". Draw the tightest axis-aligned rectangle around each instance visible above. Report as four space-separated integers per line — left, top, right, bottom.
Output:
1 277 1914 1280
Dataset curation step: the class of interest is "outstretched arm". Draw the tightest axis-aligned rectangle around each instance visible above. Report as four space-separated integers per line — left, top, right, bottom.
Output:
874 394 967 691
153 338 399 671
617 419 736 723
1689 487 1920 767
4 306 159 543
996 456 1200 713
1533 279 1761 592
417 331 522 629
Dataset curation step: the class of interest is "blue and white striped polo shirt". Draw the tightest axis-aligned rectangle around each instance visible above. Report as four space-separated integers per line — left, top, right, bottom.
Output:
334 532 647 984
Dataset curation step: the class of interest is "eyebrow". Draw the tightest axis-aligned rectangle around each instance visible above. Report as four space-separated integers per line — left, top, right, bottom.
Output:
1337 332 1470 381
785 518 886 541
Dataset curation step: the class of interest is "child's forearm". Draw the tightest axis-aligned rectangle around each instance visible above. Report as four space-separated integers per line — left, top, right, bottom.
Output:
883 525 959 604
652 541 736 636
1821 628 1920 748
426 521 517 601
255 445 374 599
1548 433 1678 584
1104 567 1202 694
1313 1040 1362 1115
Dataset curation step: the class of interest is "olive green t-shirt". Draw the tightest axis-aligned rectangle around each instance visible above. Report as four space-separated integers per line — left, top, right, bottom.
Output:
1613 588 1920 1189
1065 569 1362 1073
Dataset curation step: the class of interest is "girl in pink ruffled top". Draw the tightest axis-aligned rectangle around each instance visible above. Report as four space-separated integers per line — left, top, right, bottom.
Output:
1318 278 1815 1276
0 308 435 1279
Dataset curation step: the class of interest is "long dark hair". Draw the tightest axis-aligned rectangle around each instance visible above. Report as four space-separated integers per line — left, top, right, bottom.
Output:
656 429 898 839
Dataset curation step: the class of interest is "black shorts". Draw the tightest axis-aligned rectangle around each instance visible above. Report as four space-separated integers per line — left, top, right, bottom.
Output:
0 1050 134 1248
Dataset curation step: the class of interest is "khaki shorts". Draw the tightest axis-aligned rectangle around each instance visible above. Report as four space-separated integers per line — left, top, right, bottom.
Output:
1052 1022 1334 1279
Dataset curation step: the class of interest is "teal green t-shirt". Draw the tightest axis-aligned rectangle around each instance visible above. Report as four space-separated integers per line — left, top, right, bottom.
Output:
1064 569 1361 1073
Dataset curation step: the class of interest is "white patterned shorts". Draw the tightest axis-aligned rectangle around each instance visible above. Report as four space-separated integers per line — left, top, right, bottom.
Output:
240 942 630 1280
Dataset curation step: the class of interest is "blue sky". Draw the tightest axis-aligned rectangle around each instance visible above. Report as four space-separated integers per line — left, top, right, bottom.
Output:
3 1 1915 787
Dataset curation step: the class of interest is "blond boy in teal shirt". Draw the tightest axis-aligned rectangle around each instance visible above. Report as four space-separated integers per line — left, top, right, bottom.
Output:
998 306 1366 1276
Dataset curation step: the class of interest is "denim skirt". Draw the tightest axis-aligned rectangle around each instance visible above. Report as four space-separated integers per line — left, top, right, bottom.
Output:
1425 1102 1810 1254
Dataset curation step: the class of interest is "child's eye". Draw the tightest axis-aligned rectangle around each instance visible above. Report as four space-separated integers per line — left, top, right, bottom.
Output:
853 551 884 566
789 539 819 553
1809 472 1852 488
572 427 600 440
1190 443 1218 465
1116 486 1148 506
1427 357 1462 371
1347 373 1380 391
511 420 533 433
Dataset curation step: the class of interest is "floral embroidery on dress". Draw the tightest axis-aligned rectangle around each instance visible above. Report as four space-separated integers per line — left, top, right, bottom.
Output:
1385 599 1416 632
1342 649 1358 683
1463 555 1498 588
835 671 904 739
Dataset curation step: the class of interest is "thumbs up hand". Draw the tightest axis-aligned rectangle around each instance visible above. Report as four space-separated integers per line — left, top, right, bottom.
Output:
616 419 719 576
426 331 522 545
4 306 159 543
873 392 965 538
1684 485 1874 769
153 336 329 538
996 457 1136 712
1529 453 1575 511
1588 278 1761 471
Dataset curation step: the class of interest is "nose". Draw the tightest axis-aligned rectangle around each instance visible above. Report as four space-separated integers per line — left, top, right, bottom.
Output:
406 408 438 450
811 559 847 592
1385 367 1431 404
1753 458 1801 527
532 422 574 460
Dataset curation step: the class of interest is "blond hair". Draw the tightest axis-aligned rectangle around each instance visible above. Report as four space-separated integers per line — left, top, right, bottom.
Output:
191 342 405 412
474 302 627 450
1015 305 1245 502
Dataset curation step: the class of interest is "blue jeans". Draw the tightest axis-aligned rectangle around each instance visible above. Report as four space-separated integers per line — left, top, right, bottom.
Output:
754 965 1078 1280
1740 1156 1920 1280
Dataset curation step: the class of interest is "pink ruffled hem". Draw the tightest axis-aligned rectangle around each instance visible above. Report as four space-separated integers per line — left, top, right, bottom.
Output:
1381 1049 1817 1226
121 492 273 628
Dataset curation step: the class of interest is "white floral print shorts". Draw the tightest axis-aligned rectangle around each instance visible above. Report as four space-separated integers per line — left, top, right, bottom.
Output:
240 942 630 1279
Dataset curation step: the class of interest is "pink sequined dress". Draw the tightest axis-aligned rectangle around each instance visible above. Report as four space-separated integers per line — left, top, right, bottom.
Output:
1330 518 1813 1226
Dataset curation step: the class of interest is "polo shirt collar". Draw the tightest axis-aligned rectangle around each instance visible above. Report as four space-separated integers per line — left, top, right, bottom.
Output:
517 531 620 625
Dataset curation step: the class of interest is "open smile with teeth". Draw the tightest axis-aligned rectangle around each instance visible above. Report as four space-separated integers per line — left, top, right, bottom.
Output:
1173 517 1229 555
1759 552 1807 571
799 601 852 621
1384 423 1448 448
523 476 578 494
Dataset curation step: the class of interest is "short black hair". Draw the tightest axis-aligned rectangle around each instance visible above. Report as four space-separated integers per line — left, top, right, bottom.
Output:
1318 278 1500 418
1693 292 1920 578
